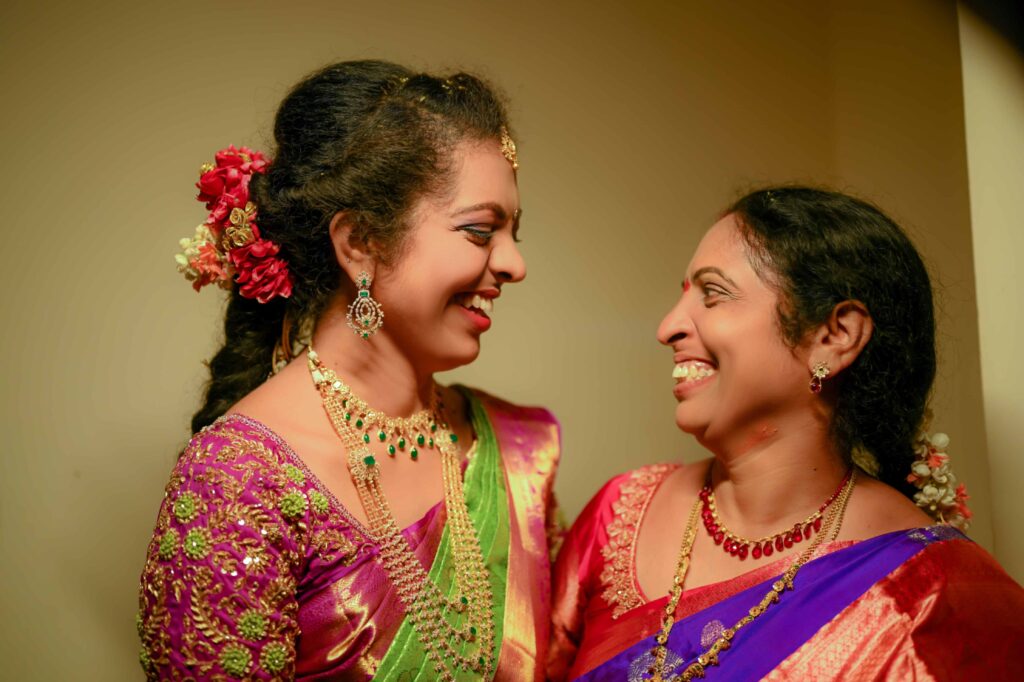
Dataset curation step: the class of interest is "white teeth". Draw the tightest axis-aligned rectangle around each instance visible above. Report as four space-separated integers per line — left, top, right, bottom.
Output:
459 294 494 315
673 361 715 382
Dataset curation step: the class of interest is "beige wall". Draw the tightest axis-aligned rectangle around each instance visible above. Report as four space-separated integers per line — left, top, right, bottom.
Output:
959 5 1024 581
0 1 1012 679
823 0 994 552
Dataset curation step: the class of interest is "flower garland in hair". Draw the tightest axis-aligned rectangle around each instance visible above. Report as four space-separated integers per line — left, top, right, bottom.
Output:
174 145 293 303
908 431 972 529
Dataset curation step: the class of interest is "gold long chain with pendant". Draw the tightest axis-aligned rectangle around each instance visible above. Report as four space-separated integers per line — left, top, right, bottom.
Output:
648 469 856 682
307 348 495 680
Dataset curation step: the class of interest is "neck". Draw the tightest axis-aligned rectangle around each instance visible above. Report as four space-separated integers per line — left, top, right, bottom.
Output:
700 416 849 536
310 303 436 417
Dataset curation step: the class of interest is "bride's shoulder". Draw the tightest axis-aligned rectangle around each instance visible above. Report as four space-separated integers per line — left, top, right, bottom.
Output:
452 385 559 426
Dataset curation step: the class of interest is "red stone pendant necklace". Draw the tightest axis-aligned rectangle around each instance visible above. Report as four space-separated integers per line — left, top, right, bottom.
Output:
700 469 852 560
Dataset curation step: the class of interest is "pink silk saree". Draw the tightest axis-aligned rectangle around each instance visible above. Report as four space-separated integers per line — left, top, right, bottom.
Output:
549 464 1024 681
138 388 560 680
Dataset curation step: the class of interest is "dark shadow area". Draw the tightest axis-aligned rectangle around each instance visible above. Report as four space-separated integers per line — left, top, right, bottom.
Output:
963 0 1024 54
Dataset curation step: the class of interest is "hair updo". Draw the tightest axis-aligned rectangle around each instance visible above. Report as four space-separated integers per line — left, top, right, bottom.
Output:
190 60 511 433
728 187 936 498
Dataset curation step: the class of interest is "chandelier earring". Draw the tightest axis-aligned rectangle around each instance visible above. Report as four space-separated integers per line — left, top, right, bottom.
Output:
346 271 384 340
809 361 831 394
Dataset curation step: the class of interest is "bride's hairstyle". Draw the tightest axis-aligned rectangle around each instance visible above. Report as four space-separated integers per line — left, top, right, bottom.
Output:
728 187 936 498
191 60 510 433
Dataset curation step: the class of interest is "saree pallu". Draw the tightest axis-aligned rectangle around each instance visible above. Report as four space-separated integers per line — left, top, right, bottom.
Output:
138 387 559 680
549 466 1024 682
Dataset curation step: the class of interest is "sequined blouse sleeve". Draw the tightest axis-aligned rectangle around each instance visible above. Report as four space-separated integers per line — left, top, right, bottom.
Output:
137 420 329 680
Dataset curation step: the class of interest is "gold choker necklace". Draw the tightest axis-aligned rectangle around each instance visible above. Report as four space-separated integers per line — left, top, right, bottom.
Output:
308 358 441 461
307 348 495 680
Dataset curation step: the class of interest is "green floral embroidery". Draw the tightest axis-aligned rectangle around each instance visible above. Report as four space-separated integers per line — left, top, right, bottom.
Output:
220 643 252 677
135 612 144 637
173 492 198 524
309 490 329 516
139 646 152 671
261 642 289 674
238 609 267 641
283 463 305 486
183 527 212 560
279 490 308 520
158 528 179 560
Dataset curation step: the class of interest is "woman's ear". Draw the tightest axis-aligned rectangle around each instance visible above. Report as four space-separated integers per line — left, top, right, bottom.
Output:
808 300 874 376
329 211 374 284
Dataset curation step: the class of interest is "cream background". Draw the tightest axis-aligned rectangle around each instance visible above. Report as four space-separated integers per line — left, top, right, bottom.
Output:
0 1 1017 679
959 6 1024 590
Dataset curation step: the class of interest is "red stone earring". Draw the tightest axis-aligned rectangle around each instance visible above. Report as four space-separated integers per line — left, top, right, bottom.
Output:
809 362 830 394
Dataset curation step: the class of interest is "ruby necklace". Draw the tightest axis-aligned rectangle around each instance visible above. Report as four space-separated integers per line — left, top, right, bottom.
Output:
699 469 852 560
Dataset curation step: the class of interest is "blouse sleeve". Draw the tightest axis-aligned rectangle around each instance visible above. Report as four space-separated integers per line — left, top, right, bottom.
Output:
137 425 311 680
546 521 587 682
546 475 623 682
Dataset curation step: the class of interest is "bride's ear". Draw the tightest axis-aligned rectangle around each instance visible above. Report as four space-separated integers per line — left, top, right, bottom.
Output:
330 211 375 283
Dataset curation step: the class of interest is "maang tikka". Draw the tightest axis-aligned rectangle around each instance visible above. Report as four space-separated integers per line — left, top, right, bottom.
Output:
346 271 384 340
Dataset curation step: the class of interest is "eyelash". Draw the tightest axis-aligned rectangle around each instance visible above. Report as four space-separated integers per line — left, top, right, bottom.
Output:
700 283 728 305
460 225 495 245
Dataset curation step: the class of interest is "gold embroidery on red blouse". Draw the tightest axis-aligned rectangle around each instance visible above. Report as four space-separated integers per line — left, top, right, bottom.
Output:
599 463 678 618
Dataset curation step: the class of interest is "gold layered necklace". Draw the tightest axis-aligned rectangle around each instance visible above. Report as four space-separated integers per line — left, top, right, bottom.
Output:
646 469 856 682
307 347 495 681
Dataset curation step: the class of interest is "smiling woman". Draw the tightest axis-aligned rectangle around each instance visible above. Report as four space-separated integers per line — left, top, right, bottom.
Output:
548 187 1023 681
136 60 559 681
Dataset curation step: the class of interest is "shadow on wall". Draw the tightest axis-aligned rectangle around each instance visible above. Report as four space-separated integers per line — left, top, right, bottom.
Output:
963 0 1024 54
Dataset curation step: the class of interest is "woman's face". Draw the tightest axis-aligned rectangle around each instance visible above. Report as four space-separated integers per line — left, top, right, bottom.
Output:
657 214 812 451
373 137 524 374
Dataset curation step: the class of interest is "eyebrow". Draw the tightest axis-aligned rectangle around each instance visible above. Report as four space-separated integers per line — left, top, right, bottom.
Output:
450 202 510 221
689 266 739 289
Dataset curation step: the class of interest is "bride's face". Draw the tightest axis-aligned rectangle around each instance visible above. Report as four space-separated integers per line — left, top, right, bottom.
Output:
372 138 525 373
657 214 812 449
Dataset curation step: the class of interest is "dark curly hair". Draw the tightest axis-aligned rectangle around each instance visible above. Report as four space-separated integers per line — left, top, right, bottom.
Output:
728 187 936 498
191 60 511 433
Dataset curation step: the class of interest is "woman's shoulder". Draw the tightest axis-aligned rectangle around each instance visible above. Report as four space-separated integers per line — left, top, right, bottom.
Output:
568 462 683 537
873 528 1024 668
165 414 347 552
173 414 306 488
457 385 560 428
905 528 1022 592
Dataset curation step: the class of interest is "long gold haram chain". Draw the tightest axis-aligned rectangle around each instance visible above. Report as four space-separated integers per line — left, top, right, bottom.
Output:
307 349 495 681
649 470 857 682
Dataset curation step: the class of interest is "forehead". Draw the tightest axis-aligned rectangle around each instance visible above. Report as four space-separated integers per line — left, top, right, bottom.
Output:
441 138 519 208
687 213 749 274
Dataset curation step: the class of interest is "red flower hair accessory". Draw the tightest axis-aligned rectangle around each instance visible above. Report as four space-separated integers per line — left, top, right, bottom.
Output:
174 145 293 303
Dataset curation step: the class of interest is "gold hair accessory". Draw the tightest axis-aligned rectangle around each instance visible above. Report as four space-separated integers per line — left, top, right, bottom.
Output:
500 127 518 170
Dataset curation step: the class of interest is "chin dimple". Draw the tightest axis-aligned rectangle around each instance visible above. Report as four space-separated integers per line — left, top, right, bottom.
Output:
673 361 716 381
